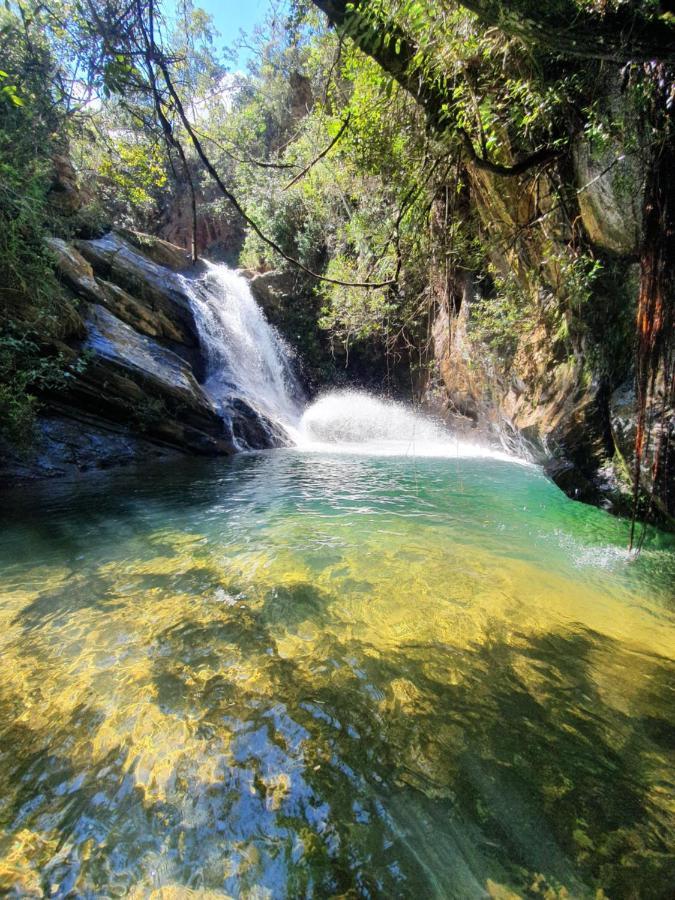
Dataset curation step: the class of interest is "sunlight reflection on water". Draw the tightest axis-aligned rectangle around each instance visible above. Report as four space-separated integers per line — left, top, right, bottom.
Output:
0 451 674 898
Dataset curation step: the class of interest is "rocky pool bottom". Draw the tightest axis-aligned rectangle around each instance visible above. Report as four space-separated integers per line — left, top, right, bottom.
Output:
0 450 674 898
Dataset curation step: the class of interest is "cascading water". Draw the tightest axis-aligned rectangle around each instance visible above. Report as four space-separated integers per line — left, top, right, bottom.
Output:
180 263 304 445
183 262 522 462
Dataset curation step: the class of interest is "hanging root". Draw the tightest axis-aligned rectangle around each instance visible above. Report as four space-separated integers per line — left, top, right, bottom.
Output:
629 64 674 551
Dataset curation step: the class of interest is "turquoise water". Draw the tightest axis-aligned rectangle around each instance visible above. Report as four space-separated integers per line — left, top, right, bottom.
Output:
0 451 673 898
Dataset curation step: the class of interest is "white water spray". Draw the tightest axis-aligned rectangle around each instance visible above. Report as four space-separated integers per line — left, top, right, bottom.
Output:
183 263 524 462
296 390 524 461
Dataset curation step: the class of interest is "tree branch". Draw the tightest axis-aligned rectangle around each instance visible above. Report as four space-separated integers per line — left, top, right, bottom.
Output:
311 0 563 177
283 113 351 190
458 128 561 177
141 28 395 288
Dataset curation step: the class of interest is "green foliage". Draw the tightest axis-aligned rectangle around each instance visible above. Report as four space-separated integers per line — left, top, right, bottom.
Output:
98 135 168 211
0 6 78 449
0 331 70 448
470 244 604 369
318 258 396 343
470 271 531 364
0 0 658 441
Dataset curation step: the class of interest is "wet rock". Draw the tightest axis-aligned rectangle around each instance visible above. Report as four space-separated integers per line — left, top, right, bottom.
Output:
428 286 629 513
0 416 182 482
610 377 675 523
74 232 200 351
64 303 234 455
227 397 292 450
84 304 203 399
46 237 97 297
117 229 192 271
4 228 295 484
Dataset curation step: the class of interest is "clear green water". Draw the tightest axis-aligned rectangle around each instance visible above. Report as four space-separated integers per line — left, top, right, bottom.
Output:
0 451 674 899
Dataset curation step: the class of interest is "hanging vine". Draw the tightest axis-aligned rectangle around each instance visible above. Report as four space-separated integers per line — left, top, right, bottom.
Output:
629 63 675 549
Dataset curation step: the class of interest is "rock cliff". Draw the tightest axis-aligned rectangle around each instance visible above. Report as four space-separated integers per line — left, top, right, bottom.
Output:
426 111 673 527
1 231 277 482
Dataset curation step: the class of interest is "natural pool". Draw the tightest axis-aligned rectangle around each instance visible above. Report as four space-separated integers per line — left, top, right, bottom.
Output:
0 450 673 898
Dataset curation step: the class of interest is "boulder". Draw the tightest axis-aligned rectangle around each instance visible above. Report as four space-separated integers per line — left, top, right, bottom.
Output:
226 397 293 450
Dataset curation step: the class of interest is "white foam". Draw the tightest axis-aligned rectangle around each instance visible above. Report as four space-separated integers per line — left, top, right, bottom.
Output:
294 390 526 463
182 269 526 465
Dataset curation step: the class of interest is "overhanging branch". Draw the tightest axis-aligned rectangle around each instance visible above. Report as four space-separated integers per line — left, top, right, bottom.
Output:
311 0 564 178
142 34 395 288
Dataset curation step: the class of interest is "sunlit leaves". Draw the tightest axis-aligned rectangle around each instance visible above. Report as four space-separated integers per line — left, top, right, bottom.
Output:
98 137 168 208
0 70 23 106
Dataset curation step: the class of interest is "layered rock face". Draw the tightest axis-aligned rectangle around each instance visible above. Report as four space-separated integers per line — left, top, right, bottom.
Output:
2 231 275 481
426 82 673 526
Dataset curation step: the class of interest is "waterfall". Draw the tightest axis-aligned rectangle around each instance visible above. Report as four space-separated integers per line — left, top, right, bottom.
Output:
181 263 304 446
182 263 524 463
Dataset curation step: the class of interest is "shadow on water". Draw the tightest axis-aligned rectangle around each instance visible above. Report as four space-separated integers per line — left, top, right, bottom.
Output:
1 573 673 898
1 451 674 896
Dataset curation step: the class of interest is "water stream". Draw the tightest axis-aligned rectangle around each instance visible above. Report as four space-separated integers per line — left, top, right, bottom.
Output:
0 266 674 897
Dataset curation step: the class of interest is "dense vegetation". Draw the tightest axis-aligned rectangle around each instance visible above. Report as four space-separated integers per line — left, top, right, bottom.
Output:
0 0 672 528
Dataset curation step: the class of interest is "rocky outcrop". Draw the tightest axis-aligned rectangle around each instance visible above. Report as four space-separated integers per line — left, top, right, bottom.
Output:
116 229 193 271
428 297 633 512
574 141 644 256
157 183 245 263
71 302 230 454
48 154 88 215
1 230 282 483
3 417 182 481
47 238 188 347
72 232 200 352
424 68 675 527
428 264 672 526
